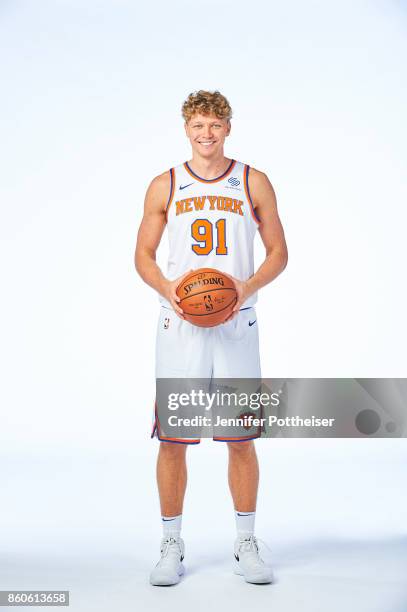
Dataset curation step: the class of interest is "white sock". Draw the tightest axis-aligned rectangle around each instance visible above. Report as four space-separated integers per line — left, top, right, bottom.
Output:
235 510 255 538
162 514 182 538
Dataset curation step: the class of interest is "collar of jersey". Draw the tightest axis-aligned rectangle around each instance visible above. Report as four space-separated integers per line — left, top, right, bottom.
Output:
183 159 236 183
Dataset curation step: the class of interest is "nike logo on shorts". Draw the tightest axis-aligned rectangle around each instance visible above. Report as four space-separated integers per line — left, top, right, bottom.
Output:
248 320 257 327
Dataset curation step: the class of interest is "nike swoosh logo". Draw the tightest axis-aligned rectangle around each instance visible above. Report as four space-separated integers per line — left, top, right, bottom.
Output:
234 553 239 561
162 518 176 522
180 182 194 190
237 512 255 516
248 320 257 327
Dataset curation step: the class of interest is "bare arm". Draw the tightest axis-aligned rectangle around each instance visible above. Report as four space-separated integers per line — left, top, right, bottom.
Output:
134 172 189 317
135 172 169 293
246 168 288 293
226 168 288 318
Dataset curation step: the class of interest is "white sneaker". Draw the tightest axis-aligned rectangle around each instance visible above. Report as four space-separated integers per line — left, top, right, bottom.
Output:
150 536 185 586
234 535 273 584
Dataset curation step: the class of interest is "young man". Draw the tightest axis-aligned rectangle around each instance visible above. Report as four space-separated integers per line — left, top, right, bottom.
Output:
135 90 287 585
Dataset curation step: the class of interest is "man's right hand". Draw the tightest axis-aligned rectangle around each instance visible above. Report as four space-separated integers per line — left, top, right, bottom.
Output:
160 269 194 320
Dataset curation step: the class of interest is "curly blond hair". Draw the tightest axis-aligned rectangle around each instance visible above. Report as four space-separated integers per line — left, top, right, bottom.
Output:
182 90 232 122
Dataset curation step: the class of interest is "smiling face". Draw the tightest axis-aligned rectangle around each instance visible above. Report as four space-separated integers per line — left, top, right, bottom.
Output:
184 113 231 159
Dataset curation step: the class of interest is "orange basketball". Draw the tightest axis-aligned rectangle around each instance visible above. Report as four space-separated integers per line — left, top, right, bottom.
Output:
176 268 237 327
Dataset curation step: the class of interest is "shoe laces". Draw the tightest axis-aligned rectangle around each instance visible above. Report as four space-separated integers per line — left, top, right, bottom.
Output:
238 535 273 563
238 535 260 553
160 536 180 558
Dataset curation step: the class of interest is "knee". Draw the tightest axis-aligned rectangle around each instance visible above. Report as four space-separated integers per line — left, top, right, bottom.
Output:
159 441 187 460
227 440 255 456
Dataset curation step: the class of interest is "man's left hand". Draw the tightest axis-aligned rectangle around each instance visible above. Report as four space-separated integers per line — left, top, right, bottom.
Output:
222 274 254 323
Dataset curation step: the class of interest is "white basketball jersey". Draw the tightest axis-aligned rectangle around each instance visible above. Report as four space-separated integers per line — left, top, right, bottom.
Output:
160 159 260 308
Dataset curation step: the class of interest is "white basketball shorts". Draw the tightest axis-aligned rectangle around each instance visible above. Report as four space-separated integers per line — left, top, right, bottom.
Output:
152 306 262 444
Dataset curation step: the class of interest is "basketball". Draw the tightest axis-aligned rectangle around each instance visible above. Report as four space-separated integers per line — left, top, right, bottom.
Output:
176 268 237 327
